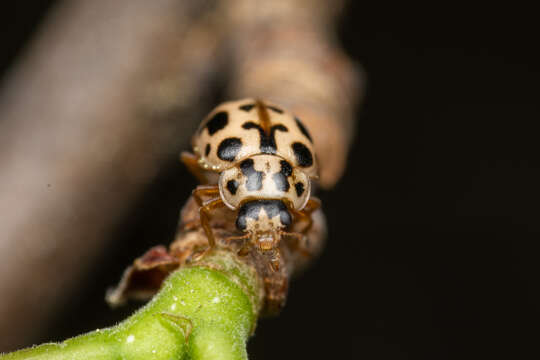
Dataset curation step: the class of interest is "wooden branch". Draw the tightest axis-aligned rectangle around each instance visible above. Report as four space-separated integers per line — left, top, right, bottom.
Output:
0 0 221 351
224 0 364 188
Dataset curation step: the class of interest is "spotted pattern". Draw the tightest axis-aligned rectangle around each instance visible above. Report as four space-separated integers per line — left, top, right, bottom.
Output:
292 142 313 167
192 98 318 179
218 154 311 211
279 160 293 176
295 182 305 197
226 179 239 195
295 117 313 143
272 160 293 192
240 159 264 191
201 111 228 135
218 137 242 162
272 173 289 192
242 122 288 154
239 103 255 112
267 105 283 114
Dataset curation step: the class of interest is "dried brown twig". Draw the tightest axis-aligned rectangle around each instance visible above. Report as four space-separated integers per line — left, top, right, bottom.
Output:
106 194 326 316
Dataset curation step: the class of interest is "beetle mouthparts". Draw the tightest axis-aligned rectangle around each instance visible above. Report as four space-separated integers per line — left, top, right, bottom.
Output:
257 235 275 251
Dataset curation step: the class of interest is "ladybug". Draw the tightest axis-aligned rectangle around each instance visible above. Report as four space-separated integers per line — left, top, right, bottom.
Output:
181 99 320 271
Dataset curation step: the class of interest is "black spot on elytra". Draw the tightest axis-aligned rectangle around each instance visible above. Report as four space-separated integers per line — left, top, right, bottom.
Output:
272 160 293 192
205 144 211 156
267 105 283 114
240 159 264 191
202 111 228 135
218 138 242 162
292 142 313 168
239 103 255 112
236 200 291 231
226 179 239 195
295 117 313 143
295 182 305 197
242 122 288 154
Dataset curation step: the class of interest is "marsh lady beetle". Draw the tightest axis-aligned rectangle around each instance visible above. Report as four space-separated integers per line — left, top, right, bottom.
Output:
181 99 320 271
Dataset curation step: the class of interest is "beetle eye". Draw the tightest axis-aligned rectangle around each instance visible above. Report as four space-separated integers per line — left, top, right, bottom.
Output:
279 208 292 227
236 213 247 231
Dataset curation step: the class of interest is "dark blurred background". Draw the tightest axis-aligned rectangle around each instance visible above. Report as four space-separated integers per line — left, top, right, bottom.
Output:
2 2 540 359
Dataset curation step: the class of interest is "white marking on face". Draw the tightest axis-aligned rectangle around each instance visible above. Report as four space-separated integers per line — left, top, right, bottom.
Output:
244 208 284 233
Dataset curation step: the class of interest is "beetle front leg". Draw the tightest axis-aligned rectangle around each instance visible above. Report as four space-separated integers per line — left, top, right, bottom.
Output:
285 197 321 234
198 197 224 248
224 233 251 255
192 185 220 207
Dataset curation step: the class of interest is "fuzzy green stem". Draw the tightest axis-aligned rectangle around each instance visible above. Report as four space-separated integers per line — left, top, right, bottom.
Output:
1 250 262 360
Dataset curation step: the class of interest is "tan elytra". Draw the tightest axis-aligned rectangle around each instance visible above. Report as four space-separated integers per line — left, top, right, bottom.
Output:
190 98 318 179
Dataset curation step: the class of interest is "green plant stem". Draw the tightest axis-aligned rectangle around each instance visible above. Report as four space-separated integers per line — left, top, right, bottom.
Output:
1 250 263 360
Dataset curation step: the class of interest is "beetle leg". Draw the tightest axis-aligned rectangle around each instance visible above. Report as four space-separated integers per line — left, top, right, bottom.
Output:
224 233 251 254
192 184 220 207
298 197 321 233
225 233 250 245
198 196 224 248
269 249 281 272
303 197 321 213
285 197 320 234
237 241 253 257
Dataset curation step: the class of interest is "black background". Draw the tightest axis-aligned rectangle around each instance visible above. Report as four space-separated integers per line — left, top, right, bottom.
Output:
2 2 540 359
